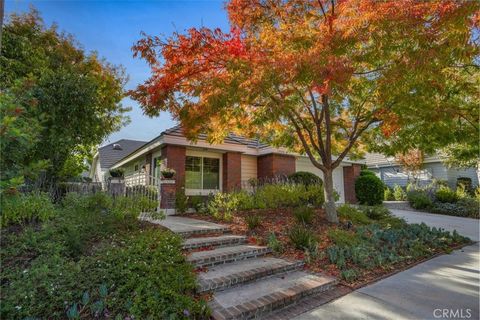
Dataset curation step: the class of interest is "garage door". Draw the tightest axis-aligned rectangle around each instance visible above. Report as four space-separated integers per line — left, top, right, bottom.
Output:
295 157 345 203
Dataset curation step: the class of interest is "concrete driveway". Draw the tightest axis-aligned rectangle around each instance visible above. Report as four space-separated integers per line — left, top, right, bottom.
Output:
294 210 480 320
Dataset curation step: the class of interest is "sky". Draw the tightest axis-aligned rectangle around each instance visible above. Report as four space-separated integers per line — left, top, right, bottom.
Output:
4 0 230 145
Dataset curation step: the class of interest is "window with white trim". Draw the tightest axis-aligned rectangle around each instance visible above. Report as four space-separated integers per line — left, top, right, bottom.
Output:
185 156 220 190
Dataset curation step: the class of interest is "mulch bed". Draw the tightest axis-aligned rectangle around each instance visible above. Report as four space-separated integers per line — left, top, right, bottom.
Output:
186 208 471 288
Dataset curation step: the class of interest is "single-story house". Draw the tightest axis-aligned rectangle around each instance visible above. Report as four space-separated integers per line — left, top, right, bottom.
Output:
100 126 363 203
364 152 479 188
90 139 147 186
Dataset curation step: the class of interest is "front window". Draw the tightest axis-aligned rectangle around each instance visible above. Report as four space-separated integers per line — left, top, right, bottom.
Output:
185 156 220 190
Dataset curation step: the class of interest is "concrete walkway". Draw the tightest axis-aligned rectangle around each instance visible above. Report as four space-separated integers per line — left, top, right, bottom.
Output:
294 210 480 320
140 214 230 236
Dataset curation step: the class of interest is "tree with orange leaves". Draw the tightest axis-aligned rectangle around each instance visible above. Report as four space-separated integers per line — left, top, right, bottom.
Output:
396 149 425 184
131 0 479 223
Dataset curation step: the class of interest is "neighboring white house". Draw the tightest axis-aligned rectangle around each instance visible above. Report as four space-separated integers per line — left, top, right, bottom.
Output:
92 126 364 203
89 139 147 187
364 152 479 188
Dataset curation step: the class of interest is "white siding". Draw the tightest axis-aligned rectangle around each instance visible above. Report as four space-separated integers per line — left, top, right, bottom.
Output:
446 166 479 188
241 155 257 182
372 162 479 188
295 157 346 203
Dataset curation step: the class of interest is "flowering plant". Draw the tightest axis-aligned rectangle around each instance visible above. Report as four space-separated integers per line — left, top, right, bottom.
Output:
161 167 176 179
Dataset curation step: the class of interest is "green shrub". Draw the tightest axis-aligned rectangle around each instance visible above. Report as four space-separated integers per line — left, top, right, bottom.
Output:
234 190 256 211
337 204 371 225
457 177 473 193
190 195 207 213
293 206 315 225
355 173 384 205
359 170 377 177
435 185 458 203
288 171 323 186
206 183 325 216
326 222 470 276
288 225 317 250
393 185 406 201
1 194 208 319
455 185 469 200
175 188 188 214
407 190 433 209
457 198 479 219
432 198 479 219
341 269 359 282
360 205 390 220
267 232 283 253
377 215 407 229
328 229 361 247
384 187 394 201
303 183 325 207
1 192 55 226
208 192 238 221
245 214 262 230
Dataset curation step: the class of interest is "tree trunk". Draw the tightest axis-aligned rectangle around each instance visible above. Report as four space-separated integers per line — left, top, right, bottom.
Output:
323 168 339 223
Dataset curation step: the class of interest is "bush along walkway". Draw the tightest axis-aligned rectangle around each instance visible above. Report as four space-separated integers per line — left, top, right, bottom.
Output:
161 216 339 320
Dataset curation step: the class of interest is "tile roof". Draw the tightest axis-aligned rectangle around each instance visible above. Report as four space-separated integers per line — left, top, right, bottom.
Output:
98 139 147 169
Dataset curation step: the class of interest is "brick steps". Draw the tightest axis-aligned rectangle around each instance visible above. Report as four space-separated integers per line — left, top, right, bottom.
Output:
209 271 338 320
176 226 231 238
159 216 340 320
262 285 352 320
187 245 272 268
183 235 246 250
197 257 304 293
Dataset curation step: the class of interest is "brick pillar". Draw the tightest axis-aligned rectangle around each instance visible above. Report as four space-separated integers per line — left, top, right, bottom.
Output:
160 180 176 209
223 152 241 192
343 164 362 204
257 154 296 180
161 145 186 190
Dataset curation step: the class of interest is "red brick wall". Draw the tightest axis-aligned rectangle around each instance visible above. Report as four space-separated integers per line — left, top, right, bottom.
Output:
161 144 186 189
222 152 241 192
160 182 176 209
257 154 296 180
343 164 362 204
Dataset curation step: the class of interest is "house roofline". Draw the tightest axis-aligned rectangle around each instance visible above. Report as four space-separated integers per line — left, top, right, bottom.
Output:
367 158 441 168
110 125 365 169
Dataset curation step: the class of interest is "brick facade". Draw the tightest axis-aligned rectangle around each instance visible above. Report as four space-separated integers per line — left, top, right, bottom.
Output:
222 152 242 192
257 154 296 180
343 164 362 204
160 181 176 209
161 145 186 189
